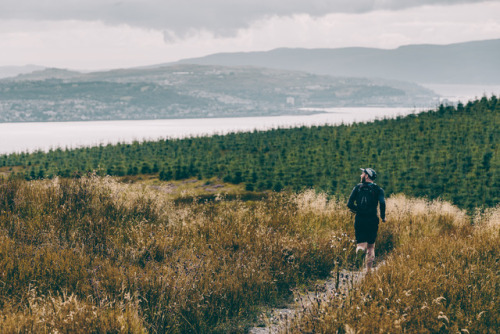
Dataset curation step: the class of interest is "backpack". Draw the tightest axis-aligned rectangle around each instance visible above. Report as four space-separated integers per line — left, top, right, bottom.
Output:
356 183 378 214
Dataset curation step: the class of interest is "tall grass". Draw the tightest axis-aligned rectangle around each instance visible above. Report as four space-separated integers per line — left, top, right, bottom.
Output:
0 177 495 333
0 178 355 333
289 200 499 333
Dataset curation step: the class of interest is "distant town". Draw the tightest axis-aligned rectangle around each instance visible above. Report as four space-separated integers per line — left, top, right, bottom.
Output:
0 64 437 122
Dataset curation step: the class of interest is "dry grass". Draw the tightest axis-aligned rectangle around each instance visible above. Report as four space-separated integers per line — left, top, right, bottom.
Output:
0 178 497 333
288 198 499 334
0 178 353 333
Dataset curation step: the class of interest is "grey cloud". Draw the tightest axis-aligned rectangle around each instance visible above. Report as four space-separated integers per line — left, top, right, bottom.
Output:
0 0 488 36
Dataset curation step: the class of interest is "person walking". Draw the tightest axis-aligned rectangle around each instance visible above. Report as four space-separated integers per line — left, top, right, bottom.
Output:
347 168 386 271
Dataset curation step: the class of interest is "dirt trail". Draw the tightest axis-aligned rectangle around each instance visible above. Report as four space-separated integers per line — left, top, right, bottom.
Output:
248 266 377 334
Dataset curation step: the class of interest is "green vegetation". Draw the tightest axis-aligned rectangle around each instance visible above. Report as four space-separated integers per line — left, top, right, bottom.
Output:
2 96 498 209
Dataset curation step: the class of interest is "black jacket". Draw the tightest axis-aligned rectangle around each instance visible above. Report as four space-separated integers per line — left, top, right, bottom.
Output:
347 182 386 220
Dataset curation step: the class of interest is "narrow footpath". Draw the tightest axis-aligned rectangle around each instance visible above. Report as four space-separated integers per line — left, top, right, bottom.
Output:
248 264 381 333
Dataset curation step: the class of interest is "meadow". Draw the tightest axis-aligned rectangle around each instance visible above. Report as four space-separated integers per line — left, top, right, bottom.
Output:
1 176 497 333
0 176 355 333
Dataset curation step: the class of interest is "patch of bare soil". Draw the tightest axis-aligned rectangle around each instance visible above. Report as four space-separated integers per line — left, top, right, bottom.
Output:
149 183 178 193
204 184 225 192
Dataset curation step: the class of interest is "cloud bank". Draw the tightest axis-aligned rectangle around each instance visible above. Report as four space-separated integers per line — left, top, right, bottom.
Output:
0 0 490 36
1 1 498 69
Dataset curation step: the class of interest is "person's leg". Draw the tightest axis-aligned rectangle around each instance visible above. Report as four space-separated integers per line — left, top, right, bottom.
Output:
356 242 368 252
364 217 379 271
355 242 367 268
366 243 375 270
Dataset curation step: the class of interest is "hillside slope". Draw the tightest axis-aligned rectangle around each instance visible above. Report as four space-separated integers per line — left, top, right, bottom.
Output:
2 96 498 209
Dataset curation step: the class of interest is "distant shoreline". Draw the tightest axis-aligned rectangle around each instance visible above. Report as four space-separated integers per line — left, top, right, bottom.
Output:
0 105 427 125
0 107 417 155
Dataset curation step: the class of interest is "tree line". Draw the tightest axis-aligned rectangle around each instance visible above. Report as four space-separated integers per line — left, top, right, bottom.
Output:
1 96 498 209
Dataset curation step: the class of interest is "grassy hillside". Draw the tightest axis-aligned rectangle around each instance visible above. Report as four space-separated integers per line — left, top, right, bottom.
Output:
2 96 498 209
1 177 497 333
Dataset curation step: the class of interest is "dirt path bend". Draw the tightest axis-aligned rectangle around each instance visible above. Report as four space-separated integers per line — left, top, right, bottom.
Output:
248 266 376 334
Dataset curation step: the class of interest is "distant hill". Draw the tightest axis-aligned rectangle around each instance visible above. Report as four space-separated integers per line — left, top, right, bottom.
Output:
8 68 82 81
0 64 436 123
175 39 500 84
0 65 45 79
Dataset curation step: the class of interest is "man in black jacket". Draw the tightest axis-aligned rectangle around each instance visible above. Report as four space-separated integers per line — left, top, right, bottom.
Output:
347 168 386 271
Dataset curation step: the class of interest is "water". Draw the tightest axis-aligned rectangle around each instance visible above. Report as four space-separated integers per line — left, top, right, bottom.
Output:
421 84 500 103
0 107 420 154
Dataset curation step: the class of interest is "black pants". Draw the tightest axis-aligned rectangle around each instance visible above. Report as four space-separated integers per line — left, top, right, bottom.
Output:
354 215 379 244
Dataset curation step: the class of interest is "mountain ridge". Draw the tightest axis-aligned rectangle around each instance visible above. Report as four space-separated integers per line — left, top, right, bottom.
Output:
173 39 500 84
2 39 498 84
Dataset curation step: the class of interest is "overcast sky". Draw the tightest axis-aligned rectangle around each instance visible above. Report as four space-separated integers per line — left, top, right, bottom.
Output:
1 0 499 70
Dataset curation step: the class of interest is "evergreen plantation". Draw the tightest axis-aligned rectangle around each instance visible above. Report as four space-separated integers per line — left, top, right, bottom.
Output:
1 96 499 209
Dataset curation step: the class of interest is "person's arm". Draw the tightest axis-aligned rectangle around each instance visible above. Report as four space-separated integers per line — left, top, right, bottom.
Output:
379 187 386 221
347 186 358 213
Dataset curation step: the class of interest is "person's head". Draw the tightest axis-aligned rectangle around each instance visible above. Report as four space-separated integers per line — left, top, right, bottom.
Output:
360 168 377 183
